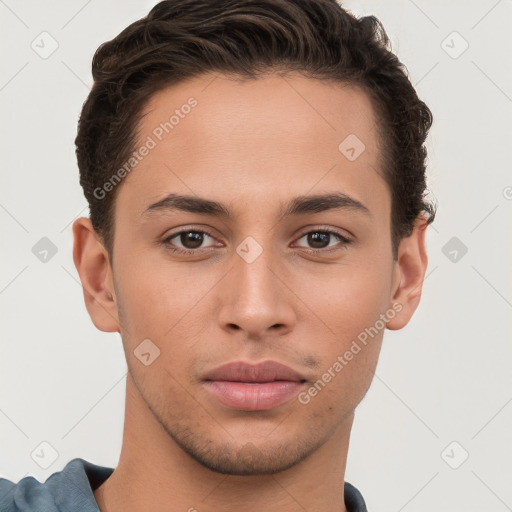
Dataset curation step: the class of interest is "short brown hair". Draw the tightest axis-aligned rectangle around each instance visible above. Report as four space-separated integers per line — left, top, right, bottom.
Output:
75 0 437 261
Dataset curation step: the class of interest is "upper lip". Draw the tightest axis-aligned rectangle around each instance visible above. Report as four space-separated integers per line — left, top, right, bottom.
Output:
203 360 306 383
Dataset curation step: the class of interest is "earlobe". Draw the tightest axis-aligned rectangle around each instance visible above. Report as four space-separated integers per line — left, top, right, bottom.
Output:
72 217 120 333
386 215 429 331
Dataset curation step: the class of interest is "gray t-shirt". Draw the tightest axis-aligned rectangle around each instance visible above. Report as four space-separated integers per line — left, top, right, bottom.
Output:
0 458 368 511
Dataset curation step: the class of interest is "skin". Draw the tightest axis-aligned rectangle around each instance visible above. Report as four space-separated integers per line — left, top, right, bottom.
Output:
73 72 429 512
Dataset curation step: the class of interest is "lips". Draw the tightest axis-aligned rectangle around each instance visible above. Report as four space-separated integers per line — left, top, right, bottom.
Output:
203 360 306 383
203 360 307 411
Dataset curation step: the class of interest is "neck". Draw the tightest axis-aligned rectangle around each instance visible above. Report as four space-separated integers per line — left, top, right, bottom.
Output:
94 373 353 512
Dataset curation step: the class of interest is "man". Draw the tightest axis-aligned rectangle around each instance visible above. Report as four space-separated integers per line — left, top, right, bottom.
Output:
0 0 436 510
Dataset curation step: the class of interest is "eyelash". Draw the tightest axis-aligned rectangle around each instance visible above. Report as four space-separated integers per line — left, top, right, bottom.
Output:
161 226 352 256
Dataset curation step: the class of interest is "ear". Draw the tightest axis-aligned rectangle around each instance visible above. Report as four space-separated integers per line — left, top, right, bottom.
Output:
72 217 120 333
386 214 429 331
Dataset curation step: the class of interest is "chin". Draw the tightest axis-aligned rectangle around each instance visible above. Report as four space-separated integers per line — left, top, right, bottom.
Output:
166 422 321 476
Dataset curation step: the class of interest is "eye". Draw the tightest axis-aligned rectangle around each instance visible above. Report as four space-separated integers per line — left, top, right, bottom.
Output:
293 228 352 252
161 226 352 256
162 228 219 255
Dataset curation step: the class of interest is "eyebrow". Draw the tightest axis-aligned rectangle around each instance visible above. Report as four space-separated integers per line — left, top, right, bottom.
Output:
142 192 372 220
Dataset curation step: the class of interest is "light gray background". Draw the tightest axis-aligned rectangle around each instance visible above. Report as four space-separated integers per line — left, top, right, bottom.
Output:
1 1 511 510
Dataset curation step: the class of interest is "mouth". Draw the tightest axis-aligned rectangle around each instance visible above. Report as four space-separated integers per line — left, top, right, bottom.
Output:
202 360 307 411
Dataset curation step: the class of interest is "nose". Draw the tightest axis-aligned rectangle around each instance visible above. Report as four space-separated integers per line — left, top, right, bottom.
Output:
217 241 296 341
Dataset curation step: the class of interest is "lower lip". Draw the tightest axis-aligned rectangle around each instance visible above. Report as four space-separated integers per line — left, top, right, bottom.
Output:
204 380 305 411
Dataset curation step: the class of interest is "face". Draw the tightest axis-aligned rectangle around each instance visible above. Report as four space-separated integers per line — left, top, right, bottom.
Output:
80 72 416 475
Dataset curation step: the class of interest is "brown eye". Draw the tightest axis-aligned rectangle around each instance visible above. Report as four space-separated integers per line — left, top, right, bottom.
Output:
294 229 351 252
177 231 205 249
163 229 217 254
306 232 330 249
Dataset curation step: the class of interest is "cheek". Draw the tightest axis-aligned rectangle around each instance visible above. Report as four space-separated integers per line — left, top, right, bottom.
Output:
112 238 229 383
294 253 390 397
300 332 383 419
113 255 221 352
298 256 392 337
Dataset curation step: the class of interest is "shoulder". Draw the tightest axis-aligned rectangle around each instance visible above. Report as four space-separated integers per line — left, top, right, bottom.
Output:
0 474 59 512
0 458 114 512
344 480 368 512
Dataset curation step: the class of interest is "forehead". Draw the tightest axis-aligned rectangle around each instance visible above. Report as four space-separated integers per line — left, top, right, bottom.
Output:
117 72 389 223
